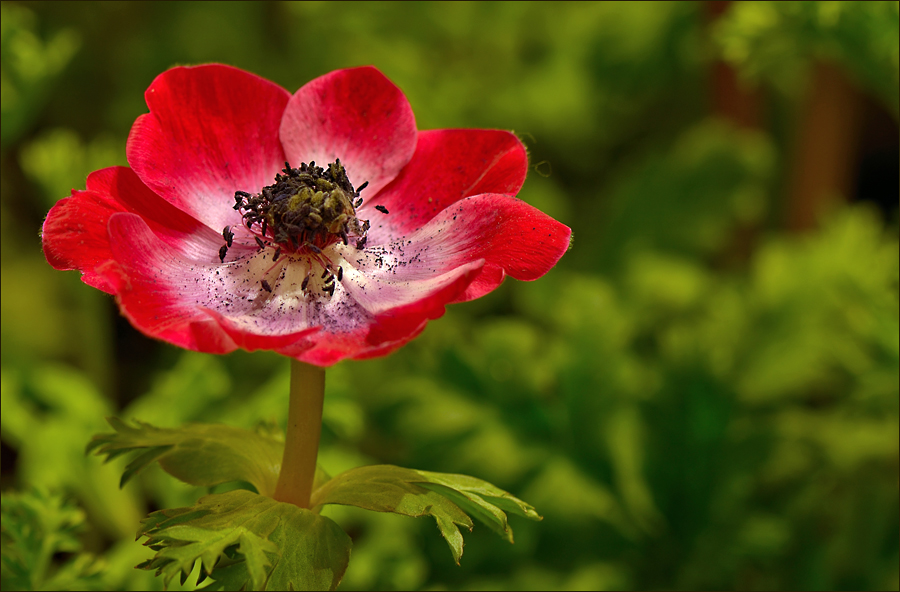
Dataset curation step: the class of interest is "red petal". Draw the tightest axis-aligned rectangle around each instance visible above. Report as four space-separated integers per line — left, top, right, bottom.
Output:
366 129 528 245
127 64 290 231
279 66 417 198
41 166 215 293
43 195 124 294
102 212 238 353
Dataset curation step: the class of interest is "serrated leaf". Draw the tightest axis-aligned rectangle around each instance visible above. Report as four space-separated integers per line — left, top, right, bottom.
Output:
415 469 542 520
121 445 173 488
415 482 514 543
139 489 351 591
311 465 540 564
310 465 471 564
86 418 283 496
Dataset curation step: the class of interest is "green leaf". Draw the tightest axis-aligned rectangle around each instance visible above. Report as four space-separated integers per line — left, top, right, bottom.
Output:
311 465 540 564
415 469 542 520
0 489 104 591
138 489 351 591
86 418 283 496
415 469 542 543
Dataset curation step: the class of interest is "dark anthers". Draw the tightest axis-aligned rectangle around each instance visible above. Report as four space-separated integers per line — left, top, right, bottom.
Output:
219 160 370 262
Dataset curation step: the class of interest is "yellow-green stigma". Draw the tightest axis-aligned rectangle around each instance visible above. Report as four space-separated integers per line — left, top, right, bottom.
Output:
232 160 370 256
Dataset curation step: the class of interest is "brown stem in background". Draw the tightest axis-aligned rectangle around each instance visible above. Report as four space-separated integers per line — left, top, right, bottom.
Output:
786 60 862 231
707 2 763 130
706 0 765 265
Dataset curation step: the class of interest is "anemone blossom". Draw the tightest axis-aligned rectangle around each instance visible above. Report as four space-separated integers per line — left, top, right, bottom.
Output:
42 64 571 366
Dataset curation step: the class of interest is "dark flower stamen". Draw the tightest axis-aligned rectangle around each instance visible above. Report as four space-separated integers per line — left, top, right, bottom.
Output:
218 245 228 263
375 205 389 214
233 191 250 210
337 266 343 281
228 159 370 259
261 279 273 292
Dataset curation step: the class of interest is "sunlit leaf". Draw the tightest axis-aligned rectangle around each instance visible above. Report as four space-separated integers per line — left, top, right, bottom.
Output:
137 489 351 591
86 418 283 496
311 465 540 563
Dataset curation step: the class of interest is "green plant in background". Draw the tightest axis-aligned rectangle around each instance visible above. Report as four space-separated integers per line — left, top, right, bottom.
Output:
1 489 104 591
713 0 900 113
2 2 898 591
0 2 79 148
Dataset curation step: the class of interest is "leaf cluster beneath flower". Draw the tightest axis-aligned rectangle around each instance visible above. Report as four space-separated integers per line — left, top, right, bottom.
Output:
88 419 541 591
137 489 349 591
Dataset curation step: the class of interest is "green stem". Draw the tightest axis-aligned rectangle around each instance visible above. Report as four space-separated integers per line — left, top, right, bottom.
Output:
273 359 325 508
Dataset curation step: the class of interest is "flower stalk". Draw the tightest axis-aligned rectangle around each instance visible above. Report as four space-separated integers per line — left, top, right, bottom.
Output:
273 359 325 508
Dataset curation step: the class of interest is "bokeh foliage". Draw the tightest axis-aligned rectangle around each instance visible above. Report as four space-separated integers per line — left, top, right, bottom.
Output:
1 2 897 591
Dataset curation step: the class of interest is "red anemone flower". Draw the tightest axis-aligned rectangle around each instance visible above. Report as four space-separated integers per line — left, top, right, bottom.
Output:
42 65 571 366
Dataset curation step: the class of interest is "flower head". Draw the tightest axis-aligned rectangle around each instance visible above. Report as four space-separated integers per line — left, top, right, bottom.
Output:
42 65 571 366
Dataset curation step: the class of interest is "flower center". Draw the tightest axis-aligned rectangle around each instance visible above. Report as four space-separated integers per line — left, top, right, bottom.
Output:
230 160 370 258
217 160 383 299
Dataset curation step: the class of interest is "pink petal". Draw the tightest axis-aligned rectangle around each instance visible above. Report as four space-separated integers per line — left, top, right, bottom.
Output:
365 129 528 245
202 307 322 353
127 64 291 231
41 166 216 293
279 66 417 198
195 256 480 365
335 246 483 315
275 259 483 366
357 193 572 304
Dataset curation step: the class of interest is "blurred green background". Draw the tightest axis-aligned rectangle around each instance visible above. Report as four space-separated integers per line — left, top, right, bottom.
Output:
1 1 898 590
